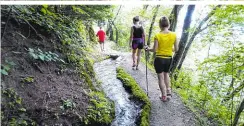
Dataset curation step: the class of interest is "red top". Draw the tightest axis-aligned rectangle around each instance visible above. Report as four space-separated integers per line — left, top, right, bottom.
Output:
96 30 106 42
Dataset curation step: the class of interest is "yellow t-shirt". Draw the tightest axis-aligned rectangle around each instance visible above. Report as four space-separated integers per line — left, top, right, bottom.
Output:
154 32 176 58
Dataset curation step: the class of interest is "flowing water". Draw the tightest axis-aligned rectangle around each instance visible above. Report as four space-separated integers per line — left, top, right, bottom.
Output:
94 57 141 126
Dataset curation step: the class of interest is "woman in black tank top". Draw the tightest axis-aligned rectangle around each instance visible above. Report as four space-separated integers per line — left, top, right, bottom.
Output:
133 26 143 38
129 16 145 70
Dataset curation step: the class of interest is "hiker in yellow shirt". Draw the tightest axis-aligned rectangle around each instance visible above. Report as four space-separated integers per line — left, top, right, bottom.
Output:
146 16 178 102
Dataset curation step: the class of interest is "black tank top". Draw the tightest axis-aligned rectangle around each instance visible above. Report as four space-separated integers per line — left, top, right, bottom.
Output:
133 26 143 38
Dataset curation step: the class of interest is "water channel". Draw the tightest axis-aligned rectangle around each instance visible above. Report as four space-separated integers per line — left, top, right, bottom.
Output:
94 57 141 126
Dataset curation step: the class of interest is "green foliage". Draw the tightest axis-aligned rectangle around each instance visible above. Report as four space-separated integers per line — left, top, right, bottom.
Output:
195 42 244 124
116 67 151 126
60 99 76 110
184 5 244 125
28 48 65 63
1 60 16 76
21 76 34 84
71 5 114 20
212 5 244 26
172 69 233 125
83 91 115 125
13 5 86 46
66 49 96 90
1 88 36 126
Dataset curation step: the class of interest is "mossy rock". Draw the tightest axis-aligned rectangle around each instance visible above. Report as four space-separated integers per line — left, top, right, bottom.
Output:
116 67 151 126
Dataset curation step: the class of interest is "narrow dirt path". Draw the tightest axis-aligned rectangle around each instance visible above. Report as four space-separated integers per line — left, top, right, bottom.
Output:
100 41 197 126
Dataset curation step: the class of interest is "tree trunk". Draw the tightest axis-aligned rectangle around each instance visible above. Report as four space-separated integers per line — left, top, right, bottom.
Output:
110 5 121 43
111 21 118 43
108 20 114 41
169 5 183 32
177 29 198 70
233 98 244 126
110 27 114 41
106 19 111 36
177 5 221 70
143 5 149 10
87 23 96 42
114 24 119 44
171 5 195 74
147 5 160 46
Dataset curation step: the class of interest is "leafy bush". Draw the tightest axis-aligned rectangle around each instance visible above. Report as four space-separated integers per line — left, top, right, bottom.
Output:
28 48 65 63
1 88 36 125
172 69 232 125
60 99 76 110
0 60 16 76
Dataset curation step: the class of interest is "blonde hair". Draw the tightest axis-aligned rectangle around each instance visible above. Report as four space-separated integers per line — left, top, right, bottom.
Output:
159 16 170 30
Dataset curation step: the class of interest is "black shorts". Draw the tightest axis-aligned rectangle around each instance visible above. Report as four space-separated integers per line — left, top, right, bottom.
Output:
154 57 172 73
132 39 143 49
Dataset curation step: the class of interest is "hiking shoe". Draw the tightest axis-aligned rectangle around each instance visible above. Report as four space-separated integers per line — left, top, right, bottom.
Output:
136 65 139 70
132 62 136 67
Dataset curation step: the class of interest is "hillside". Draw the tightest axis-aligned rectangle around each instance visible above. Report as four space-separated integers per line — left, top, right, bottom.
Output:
1 5 115 126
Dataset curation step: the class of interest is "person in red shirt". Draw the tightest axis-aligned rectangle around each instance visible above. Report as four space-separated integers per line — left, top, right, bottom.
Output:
96 27 106 51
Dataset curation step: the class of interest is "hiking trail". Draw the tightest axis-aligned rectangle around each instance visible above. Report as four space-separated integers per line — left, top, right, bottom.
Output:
96 41 197 126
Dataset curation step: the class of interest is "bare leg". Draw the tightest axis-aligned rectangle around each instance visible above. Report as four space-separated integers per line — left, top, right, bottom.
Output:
157 73 166 97
102 42 105 51
163 72 171 89
136 49 141 69
163 72 171 94
100 43 103 51
132 49 137 66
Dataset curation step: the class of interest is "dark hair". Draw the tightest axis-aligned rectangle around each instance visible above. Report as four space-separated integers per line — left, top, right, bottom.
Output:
159 16 170 29
133 16 140 24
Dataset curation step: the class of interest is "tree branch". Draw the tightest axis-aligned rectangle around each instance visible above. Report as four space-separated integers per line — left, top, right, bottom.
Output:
222 81 244 102
233 98 244 126
113 5 122 23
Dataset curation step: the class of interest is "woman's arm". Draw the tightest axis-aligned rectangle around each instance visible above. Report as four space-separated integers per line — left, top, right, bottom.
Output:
148 39 158 52
129 27 134 48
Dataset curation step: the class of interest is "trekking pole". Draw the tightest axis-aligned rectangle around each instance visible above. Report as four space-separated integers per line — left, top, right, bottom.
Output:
145 49 149 96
